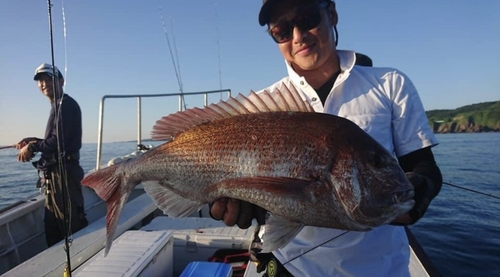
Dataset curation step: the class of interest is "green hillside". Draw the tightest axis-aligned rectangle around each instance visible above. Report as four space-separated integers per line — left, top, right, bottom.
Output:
426 101 500 133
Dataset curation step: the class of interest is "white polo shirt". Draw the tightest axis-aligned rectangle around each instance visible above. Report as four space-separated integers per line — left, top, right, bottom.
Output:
259 50 438 277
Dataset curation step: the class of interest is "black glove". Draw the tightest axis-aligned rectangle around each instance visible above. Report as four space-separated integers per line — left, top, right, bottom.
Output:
406 172 438 224
236 201 267 229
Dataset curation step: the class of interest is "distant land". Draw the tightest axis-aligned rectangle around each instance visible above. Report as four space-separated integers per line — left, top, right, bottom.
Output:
427 101 500 133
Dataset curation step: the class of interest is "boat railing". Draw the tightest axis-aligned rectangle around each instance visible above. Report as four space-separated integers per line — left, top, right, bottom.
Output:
95 89 231 170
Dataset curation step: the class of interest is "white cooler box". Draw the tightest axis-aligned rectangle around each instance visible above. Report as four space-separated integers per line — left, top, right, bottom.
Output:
140 217 256 276
74 230 174 277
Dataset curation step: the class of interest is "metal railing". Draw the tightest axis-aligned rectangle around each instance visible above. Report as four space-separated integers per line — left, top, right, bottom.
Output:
95 89 231 170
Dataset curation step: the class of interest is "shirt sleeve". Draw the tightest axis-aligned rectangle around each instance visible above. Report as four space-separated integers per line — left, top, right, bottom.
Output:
389 70 438 157
31 107 58 153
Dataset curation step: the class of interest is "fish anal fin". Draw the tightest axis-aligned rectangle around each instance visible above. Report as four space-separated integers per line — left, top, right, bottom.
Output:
142 181 204 217
262 216 304 252
151 83 313 140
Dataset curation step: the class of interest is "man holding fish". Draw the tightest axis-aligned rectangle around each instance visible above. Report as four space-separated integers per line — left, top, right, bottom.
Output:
82 0 442 276
209 0 443 276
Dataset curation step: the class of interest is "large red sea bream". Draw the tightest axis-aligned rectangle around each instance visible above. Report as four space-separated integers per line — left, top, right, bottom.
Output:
82 84 415 255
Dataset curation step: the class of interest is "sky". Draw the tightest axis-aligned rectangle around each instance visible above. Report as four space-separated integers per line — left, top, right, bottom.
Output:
0 0 499 145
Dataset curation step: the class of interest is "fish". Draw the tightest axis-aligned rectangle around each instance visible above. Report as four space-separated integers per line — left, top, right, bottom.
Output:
81 83 415 255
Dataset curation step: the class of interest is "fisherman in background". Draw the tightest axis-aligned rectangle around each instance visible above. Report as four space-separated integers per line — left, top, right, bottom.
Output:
210 0 443 276
16 63 88 247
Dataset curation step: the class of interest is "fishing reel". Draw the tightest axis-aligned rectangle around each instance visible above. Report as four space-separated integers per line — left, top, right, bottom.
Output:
250 231 293 277
36 170 50 197
255 253 293 277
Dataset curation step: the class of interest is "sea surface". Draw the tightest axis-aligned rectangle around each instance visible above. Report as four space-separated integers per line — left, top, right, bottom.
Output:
1 133 499 276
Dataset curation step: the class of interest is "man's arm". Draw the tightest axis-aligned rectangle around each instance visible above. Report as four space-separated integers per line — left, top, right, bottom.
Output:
30 98 79 154
393 146 443 225
15 137 42 149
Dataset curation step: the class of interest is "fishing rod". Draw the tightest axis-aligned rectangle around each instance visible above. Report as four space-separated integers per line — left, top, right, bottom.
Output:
158 6 187 110
169 14 183 96
46 0 73 276
0 145 15 150
214 3 222 92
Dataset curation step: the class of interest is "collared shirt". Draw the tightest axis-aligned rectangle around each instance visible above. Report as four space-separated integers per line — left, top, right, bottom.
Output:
259 50 438 277
31 94 82 170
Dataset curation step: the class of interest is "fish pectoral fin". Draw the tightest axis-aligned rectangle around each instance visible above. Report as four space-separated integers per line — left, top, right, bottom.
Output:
261 215 304 253
142 181 204 217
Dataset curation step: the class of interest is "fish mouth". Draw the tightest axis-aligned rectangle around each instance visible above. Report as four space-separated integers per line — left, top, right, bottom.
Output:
396 199 415 213
352 188 415 225
352 200 415 227
392 188 415 204
390 189 416 218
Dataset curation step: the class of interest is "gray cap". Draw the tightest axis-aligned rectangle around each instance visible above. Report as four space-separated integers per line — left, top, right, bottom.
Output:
33 63 63 80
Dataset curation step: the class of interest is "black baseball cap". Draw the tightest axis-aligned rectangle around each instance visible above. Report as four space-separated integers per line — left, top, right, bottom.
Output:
258 0 330 26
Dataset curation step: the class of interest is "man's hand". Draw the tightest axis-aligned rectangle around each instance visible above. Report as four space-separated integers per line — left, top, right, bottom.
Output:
17 142 35 162
210 198 267 229
392 172 437 225
15 137 39 149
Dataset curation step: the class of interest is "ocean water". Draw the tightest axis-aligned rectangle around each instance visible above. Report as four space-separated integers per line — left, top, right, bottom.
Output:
408 133 500 276
0 133 499 276
0 141 147 208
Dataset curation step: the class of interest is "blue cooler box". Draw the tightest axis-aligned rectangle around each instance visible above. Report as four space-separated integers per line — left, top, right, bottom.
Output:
180 261 232 277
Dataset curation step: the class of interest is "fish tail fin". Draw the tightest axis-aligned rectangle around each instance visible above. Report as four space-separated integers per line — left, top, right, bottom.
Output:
82 165 134 256
82 165 122 201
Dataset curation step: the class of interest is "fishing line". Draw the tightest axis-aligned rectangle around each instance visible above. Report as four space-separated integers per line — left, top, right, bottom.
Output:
61 0 68 87
46 0 73 275
60 0 75 252
282 230 350 265
443 181 500 201
279 180 499 265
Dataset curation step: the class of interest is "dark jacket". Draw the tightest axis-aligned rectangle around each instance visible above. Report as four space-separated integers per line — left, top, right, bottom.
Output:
30 94 82 171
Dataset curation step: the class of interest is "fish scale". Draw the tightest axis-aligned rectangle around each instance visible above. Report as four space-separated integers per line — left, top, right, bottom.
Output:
137 114 329 194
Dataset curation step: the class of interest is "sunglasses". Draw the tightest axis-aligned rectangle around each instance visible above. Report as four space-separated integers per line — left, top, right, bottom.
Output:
268 1 330 44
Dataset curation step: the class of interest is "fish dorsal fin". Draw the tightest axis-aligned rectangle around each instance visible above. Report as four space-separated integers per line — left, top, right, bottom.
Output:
151 83 313 140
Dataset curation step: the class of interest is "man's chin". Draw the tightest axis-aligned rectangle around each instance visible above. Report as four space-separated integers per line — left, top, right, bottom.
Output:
293 56 322 71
